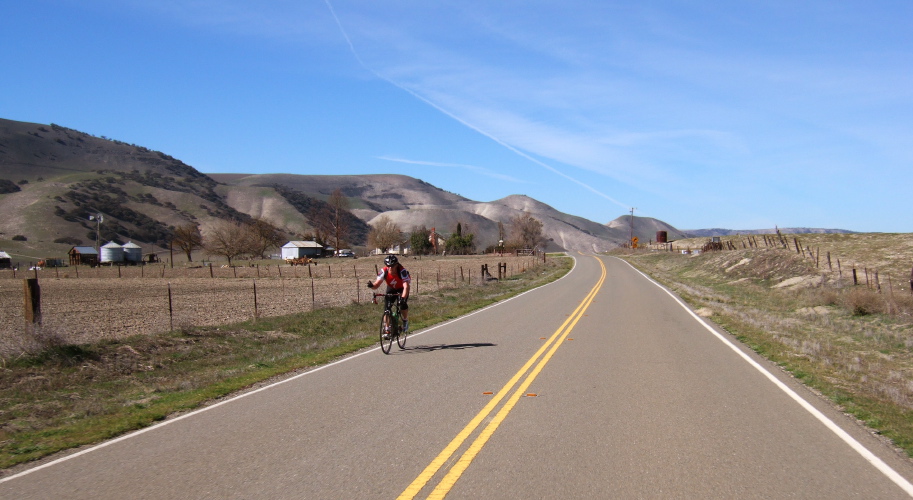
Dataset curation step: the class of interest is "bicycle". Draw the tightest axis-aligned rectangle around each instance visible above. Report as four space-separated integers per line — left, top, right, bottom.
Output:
373 292 407 354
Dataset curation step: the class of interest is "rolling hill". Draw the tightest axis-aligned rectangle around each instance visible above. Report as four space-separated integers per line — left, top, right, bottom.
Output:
0 117 847 262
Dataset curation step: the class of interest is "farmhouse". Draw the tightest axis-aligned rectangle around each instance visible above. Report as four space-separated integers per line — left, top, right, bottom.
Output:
281 241 323 260
0 251 11 269
68 246 99 267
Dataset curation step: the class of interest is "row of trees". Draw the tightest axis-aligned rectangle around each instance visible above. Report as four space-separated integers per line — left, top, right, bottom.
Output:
367 211 546 256
166 207 547 264
172 219 285 266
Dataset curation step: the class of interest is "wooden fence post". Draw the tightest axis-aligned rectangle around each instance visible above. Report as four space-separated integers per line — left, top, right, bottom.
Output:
853 267 858 286
167 282 173 331
253 280 259 320
311 278 315 309
887 275 896 314
23 278 41 325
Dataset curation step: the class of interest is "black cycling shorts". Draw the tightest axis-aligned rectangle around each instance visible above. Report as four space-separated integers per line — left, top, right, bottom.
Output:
385 289 408 310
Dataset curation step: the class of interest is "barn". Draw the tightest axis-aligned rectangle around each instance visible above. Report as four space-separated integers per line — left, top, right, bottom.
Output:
68 246 99 267
0 251 11 269
281 241 323 260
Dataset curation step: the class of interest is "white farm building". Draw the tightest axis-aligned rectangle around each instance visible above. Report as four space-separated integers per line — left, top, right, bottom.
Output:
281 241 323 260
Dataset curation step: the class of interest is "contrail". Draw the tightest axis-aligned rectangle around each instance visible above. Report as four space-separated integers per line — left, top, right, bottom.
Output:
323 0 629 210
377 156 525 183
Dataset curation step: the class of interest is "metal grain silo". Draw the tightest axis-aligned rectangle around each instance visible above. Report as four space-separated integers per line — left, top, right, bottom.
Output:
100 241 124 263
122 241 142 263
656 231 668 243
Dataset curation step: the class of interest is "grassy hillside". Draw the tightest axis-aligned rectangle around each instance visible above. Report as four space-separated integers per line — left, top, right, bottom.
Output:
621 232 913 455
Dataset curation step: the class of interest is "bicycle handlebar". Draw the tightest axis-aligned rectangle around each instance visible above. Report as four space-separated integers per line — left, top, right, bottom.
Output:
371 292 402 304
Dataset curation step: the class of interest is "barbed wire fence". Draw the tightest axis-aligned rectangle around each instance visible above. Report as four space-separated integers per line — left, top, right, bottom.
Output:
665 233 913 298
1 254 549 358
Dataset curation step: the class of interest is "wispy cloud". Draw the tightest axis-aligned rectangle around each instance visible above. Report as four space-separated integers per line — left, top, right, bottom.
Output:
324 0 633 210
376 156 526 184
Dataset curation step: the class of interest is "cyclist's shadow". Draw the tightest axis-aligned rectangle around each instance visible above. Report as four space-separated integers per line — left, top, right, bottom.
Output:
401 342 496 353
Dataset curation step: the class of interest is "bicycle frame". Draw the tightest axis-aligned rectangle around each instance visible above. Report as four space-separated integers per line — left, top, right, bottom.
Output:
373 292 405 353
372 292 402 317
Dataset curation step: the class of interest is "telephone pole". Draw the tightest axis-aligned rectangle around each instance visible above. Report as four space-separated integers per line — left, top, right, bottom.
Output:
629 207 636 247
89 213 103 254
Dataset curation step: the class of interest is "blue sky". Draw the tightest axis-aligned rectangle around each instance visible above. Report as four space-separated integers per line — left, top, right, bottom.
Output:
2 1 911 232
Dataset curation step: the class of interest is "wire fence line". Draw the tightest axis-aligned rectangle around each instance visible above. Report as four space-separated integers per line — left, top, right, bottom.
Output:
1 255 547 357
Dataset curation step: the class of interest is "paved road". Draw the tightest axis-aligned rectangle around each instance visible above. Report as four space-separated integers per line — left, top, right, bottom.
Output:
4 255 913 498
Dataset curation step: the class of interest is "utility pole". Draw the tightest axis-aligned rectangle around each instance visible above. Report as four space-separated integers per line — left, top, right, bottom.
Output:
629 207 637 247
89 213 104 254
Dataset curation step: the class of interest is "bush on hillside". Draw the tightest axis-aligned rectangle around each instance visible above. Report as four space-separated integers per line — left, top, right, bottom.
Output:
0 179 21 194
54 236 83 246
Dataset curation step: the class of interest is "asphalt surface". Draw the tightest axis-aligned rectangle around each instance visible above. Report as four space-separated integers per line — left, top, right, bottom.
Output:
4 254 913 499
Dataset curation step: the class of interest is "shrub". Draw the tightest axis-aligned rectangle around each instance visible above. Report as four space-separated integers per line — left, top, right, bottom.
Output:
12 235 27 241
844 288 884 316
54 236 83 245
0 179 21 194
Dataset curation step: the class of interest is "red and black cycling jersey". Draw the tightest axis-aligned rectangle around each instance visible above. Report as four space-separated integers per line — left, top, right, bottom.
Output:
377 266 411 291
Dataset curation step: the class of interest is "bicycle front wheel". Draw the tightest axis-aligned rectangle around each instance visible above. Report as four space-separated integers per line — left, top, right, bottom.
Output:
397 318 408 349
380 311 394 354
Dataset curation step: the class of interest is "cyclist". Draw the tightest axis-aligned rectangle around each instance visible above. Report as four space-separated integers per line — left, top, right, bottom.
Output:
367 254 411 333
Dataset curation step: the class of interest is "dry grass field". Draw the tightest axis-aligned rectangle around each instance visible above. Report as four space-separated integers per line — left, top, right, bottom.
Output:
623 232 913 455
0 254 542 359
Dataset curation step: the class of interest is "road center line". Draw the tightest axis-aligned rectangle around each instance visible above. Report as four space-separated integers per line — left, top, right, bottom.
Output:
399 256 606 499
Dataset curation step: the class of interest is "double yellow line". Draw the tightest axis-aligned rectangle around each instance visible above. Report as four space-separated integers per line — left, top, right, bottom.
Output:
398 256 607 499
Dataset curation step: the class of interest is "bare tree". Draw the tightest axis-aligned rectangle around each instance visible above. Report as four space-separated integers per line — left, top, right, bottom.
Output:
204 220 253 266
309 204 332 247
328 189 350 253
508 211 546 251
171 223 202 262
246 218 286 259
368 216 403 253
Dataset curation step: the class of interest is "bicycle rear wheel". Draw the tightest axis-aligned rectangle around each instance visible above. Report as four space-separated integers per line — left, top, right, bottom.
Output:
380 311 394 354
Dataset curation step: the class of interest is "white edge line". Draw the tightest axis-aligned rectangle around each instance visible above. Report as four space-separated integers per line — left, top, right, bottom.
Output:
614 257 913 497
1 255 577 484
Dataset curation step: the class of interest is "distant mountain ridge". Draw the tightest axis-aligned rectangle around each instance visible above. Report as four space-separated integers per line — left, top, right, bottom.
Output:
0 117 852 256
684 228 855 237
